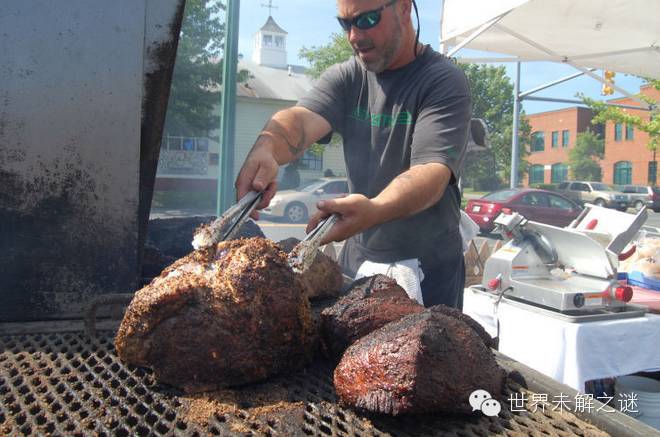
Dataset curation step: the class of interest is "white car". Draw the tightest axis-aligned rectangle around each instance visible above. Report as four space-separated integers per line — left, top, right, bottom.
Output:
263 178 348 223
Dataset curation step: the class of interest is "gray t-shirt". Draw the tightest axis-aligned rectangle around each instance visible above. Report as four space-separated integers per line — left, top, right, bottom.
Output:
297 46 471 273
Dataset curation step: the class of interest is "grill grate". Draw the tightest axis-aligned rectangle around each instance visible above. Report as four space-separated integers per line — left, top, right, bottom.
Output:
0 330 609 436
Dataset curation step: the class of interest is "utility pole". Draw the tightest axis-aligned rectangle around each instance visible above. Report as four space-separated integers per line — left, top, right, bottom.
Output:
217 0 241 215
510 62 521 188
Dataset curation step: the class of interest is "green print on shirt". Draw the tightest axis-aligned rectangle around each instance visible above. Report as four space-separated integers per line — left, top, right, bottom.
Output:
350 106 413 127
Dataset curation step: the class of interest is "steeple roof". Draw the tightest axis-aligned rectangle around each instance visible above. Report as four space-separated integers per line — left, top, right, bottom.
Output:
259 16 287 34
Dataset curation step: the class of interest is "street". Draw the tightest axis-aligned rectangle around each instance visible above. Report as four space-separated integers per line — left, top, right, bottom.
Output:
257 215 308 241
150 206 660 254
254 206 660 241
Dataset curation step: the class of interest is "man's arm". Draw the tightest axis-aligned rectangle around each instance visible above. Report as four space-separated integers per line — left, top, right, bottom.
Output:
235 106 331 213
308 162 452 243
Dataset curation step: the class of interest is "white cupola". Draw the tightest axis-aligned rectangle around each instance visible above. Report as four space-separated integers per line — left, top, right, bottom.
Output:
252 15 288 68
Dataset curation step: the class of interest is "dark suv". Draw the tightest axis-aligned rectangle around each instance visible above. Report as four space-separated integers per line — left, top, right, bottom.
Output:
619 184 660 212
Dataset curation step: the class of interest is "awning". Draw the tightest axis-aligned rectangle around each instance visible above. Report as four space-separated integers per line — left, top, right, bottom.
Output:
440 0 660 79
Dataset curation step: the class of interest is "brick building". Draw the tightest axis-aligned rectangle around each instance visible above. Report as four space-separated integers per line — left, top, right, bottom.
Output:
525 106 595 186
601 84 659 186
523 84 658 187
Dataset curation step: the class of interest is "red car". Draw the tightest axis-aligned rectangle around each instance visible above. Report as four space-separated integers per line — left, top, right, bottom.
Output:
465 188 582 233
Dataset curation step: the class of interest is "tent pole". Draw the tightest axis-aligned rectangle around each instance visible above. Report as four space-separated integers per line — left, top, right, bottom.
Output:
454 56 542 63
565 64 649 108
496 24 650 109
569 46 655 61
438 0 447 54
523 96 651 111
510 61 521 189
520 69 593 98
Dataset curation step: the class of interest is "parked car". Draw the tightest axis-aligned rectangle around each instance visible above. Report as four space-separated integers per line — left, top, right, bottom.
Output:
465 188 582 233
263 178 348 223
618 184 660 212
556 181 629 211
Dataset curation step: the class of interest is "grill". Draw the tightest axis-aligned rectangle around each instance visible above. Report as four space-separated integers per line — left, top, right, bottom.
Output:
0 328 630 437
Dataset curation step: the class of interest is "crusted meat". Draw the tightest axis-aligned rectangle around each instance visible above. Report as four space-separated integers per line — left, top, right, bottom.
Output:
429 304 498 349
334 307 506 416
278 237 343 300
320 275 425 357
115 237 314 393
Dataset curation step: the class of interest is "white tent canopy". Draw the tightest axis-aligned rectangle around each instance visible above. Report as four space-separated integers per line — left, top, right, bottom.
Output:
441 0 660 79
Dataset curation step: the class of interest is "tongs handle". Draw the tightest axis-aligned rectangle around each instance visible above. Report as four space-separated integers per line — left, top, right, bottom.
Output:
303 213 339 244
192 190 263 249
288 213 339 274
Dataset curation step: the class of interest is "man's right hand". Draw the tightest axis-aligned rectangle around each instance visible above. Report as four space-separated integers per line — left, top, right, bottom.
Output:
234 144 279 219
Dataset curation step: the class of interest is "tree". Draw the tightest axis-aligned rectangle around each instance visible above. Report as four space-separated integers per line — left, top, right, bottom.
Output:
582 79 659 151
164 0 224 137
299 33 353 79
568 130 604 181
458 64 532 189
300 36 532 188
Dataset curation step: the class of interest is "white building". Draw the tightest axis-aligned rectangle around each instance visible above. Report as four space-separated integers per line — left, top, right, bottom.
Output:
156 15 346 194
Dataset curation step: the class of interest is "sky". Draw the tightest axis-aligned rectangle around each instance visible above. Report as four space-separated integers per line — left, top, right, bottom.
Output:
236 0 645 115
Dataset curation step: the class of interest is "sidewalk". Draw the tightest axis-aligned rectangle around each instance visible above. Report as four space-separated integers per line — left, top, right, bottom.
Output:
149 207 217 219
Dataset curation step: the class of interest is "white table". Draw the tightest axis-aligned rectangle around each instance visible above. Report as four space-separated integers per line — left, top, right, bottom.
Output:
463 287 660 392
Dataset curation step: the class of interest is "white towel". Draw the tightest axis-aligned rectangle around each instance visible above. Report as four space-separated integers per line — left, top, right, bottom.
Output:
460 210 480 254
355 258 424 305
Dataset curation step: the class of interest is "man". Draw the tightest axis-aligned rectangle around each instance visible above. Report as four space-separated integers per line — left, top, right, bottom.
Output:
235 0 471 308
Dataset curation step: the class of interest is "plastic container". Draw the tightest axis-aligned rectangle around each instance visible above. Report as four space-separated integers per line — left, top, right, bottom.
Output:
626 270 660 291
615 375 660 430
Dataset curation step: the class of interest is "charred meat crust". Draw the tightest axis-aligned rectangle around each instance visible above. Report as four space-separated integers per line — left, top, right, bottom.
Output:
115 237 314 392
334 307 506 416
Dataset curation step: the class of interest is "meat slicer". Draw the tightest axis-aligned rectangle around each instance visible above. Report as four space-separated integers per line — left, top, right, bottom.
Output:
481 204 648 314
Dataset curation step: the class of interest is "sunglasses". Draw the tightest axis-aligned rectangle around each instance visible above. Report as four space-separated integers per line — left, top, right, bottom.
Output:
337 0 398 31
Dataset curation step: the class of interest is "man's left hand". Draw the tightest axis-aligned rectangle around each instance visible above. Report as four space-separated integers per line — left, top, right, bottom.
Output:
306 194 379 245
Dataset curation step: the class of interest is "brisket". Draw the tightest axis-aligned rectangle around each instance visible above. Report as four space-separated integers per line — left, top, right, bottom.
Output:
320 274 425 357
333 307 505 415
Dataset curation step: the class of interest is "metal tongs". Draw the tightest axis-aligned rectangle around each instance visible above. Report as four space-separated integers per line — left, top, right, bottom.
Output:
288 213 339 274
192 190 264 250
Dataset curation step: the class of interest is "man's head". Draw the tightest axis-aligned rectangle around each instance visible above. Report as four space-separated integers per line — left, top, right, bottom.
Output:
337 0 416 73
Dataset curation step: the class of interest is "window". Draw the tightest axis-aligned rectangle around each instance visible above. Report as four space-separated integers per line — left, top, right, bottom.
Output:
483 189 518 201
520 193 548 207
182 138 194 151
558 182 569 190
531 132 545 152
571 182 590 192
626 124 634 140
548 194 574 210
168 137 182 150
263 34 272 46
275 36 284 48
613 161 632 185
529 165 544 184
196 138 209 152
551 163 568 184
162 136 211 152
323 181 347 194
615 123 623 141
300 150 322 171
562 130 570 147
551 131 559 148
649 161 657 185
